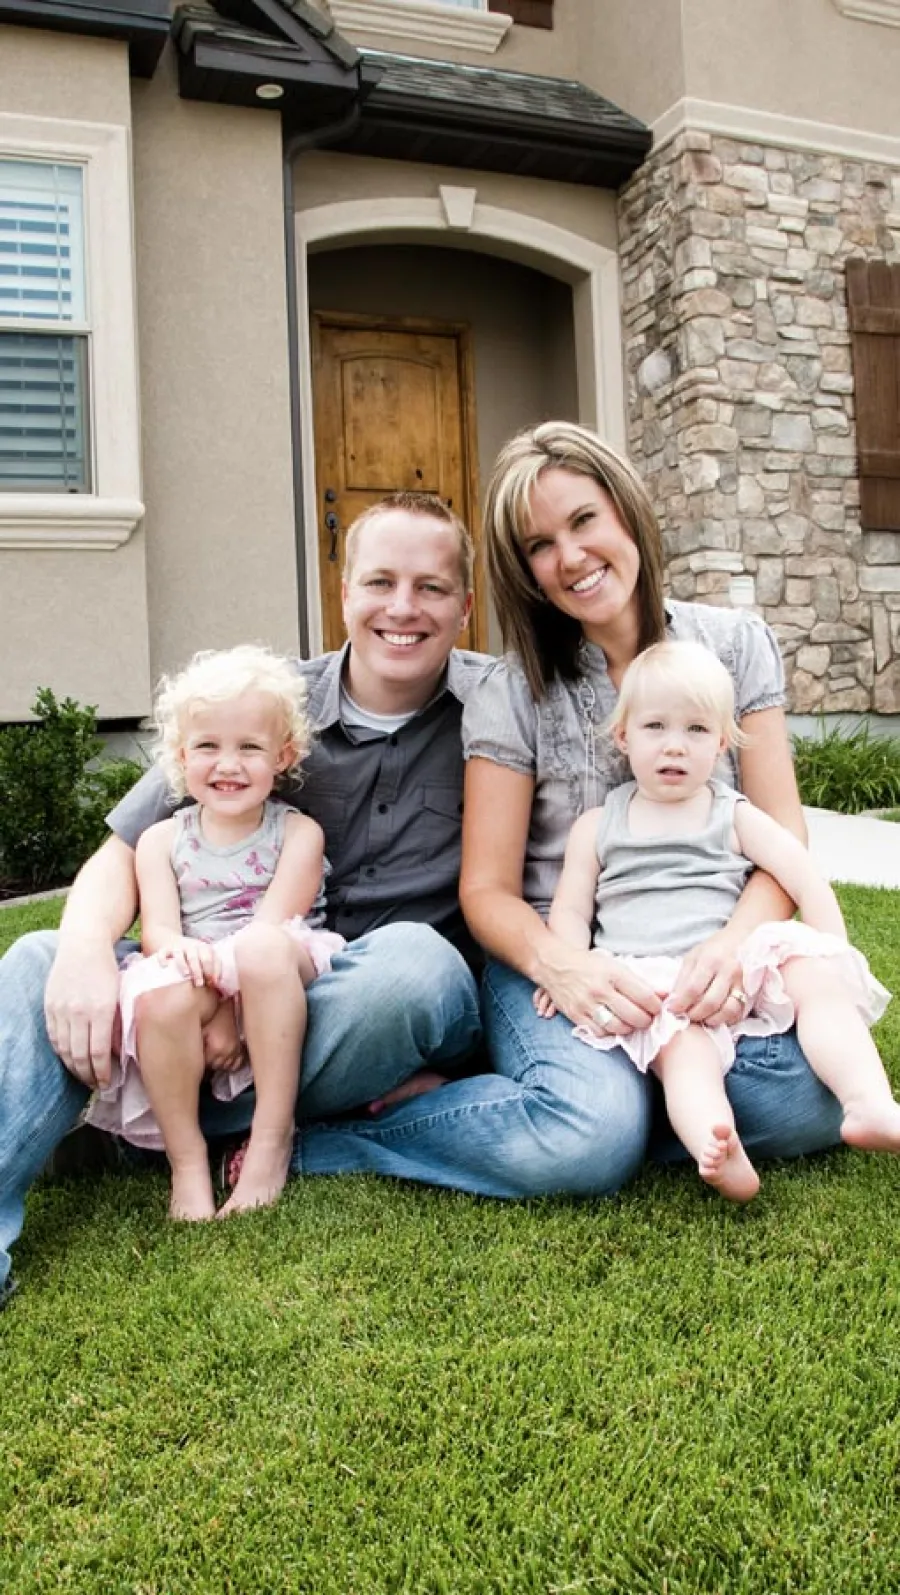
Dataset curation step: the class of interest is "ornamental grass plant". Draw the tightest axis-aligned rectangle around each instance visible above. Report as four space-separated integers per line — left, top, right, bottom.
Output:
792 719 900 815
1 890 900 1593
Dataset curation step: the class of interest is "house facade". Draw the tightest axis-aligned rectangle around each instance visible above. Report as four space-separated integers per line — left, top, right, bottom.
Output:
0 0 898 724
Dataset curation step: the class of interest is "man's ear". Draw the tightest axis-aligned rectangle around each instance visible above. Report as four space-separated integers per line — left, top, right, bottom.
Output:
458 590 474 632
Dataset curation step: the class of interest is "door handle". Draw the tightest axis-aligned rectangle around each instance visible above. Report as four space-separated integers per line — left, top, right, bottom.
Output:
324 510 339 562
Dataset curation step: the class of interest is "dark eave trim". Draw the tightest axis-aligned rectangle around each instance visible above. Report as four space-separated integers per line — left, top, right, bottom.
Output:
173 5 368 121
0 0 170 76
338 90 651 189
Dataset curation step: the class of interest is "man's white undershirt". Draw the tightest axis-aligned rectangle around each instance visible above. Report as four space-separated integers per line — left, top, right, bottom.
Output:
340 685 419 736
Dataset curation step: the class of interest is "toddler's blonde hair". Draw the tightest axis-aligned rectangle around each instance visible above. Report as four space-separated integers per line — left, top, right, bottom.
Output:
609 640 748 749
153 644 310 799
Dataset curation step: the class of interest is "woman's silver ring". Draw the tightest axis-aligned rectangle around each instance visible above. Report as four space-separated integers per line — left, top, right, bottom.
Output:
593 1003 615 1030
729 987 747 1005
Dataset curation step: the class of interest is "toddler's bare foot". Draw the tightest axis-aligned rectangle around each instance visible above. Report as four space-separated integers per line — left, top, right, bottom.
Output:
169 1163 216 1222
217 1127 292 1217
368 1069 449 1116
698 1123 760 1204
841 1096 900 1154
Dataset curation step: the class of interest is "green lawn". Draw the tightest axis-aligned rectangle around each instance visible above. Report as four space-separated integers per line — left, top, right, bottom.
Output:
1 890 900 1592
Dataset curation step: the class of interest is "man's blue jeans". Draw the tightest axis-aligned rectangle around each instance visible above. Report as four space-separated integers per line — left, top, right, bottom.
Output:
297 961 845 1191
0 924 481 1291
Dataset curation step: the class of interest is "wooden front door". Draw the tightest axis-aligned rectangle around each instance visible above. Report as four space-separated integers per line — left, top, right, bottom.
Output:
311 312 485 651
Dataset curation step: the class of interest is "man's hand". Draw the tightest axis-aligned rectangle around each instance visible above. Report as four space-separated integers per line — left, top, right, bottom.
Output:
44 940 122 1090
202 1000 245 1073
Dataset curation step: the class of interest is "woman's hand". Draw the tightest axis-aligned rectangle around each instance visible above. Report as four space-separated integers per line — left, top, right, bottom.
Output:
667 928 748 1027
536 945 662 1036
156 935 219 988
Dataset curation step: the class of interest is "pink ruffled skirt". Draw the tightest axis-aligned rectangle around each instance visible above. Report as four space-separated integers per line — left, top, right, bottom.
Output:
573 921 890 1075
85 918 345 1149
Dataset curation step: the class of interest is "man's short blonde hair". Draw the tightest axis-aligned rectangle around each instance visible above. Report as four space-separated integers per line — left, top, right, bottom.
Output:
153 644 310 798
609 640 748 749
343 491 474 593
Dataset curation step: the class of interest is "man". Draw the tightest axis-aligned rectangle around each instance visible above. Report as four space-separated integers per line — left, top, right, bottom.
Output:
0 493 487 1302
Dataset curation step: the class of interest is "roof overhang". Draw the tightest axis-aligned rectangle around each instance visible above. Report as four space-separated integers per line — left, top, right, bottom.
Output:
173 0 376 123
344 51 652 188
172 1 651 187
0 0 170 76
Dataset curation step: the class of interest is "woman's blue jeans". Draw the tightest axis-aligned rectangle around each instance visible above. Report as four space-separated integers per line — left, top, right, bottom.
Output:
298 960 844 1191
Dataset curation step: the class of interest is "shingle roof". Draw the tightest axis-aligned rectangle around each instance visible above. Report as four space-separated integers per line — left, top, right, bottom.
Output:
361 50 648 143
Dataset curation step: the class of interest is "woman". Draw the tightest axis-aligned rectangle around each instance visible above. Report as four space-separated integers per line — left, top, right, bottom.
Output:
460 420 844 1190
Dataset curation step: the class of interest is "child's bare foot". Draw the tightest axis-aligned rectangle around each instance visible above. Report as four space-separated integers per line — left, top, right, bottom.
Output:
841 1096 900 1153
169 1163 216 1222
368 1069 449 1116
217 1127 293 1217
697 1123 760 1204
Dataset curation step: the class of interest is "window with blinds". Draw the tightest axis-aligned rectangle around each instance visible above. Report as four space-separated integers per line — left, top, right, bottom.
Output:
0 159 91 492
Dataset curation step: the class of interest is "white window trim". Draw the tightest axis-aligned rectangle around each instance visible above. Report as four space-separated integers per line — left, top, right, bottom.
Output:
0 113 143 550
327 0 512 54
831 0 900 24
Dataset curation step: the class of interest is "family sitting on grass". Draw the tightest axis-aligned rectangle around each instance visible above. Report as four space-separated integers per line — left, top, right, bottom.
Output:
0 421 896 1306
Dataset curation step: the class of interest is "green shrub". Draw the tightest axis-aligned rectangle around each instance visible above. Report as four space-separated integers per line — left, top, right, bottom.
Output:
792 718 900 814
0 689 145 891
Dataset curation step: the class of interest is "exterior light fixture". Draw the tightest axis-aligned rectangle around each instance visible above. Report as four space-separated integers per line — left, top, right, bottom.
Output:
255 82 285 100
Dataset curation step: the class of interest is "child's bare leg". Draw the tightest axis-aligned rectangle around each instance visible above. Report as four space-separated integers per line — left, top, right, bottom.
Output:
654 1025 759 1203
781 957 900 1152
136 982 221 1221
218 925 308 1216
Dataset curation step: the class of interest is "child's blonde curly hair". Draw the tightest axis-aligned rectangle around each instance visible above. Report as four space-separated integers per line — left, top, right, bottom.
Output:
153 644 310 799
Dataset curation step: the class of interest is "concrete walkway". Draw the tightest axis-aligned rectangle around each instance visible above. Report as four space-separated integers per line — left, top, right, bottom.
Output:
804 807 900 890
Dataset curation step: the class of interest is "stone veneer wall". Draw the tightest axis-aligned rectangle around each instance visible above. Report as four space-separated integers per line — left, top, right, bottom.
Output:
618 130 900 714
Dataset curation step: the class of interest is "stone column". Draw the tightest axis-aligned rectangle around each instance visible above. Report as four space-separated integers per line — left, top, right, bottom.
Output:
618 130 900 714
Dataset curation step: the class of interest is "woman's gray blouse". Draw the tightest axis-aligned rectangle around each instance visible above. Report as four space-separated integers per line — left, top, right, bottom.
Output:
462 600 786 918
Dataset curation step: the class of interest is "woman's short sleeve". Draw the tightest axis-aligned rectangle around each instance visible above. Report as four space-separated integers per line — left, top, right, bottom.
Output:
462 657 538 775
731 610 785 717
670 600 786 720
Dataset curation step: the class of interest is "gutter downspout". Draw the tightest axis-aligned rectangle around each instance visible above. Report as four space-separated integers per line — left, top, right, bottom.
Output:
282 103 363 658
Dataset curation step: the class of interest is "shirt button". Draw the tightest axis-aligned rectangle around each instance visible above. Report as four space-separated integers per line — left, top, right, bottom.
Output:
365 866 376 877
377 803 388 814
389 734 399 746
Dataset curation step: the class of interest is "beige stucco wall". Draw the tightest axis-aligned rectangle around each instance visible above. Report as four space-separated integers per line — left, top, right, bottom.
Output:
0 29 151 721
131 48 298 690
0 24 131 121
571 0 687 127
295 149 619 257
681 0 900 138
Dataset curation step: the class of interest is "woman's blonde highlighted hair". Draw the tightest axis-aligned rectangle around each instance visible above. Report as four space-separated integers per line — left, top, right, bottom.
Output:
609 640 748 749
483 421 667 699
153 644 310 799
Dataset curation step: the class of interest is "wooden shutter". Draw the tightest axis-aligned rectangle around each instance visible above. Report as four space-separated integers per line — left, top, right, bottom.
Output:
488 0 554 28
847 259 900 532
